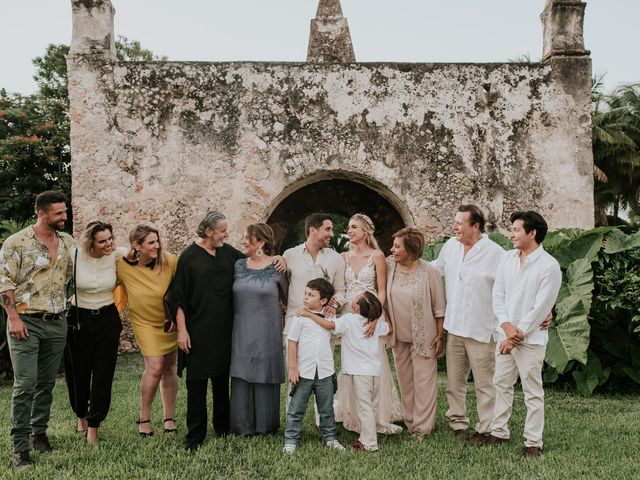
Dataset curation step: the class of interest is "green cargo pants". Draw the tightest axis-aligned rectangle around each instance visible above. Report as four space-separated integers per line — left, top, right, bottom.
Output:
8 314 67 453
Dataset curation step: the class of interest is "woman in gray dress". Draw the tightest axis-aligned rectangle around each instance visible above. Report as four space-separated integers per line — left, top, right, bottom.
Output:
230 223 288 436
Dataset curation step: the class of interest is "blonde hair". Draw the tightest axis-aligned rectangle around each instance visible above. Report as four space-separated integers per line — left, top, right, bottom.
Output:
128 224 167 273
350 213 380 250
81 220 113 254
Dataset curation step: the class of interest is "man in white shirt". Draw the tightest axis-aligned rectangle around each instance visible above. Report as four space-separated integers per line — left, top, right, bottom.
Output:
432 205 505 443
283 213 346 335
483 211 562 458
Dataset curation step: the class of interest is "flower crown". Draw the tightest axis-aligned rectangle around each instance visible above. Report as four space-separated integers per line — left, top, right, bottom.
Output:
353 213 375 232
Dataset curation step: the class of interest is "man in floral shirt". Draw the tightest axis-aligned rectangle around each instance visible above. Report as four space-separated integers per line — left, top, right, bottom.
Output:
0 191 74 471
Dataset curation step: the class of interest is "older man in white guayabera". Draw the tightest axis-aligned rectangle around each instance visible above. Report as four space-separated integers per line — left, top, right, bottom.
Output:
431 205 506 444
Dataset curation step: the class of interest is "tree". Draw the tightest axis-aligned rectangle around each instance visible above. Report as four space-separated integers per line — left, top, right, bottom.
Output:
592 81 640 225
0 90 70 221
0 37 164 223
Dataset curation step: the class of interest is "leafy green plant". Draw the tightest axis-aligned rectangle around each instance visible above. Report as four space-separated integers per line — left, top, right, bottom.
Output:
0 218 32 244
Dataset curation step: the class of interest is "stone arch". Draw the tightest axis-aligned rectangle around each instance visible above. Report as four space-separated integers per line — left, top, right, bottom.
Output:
267 171 410 254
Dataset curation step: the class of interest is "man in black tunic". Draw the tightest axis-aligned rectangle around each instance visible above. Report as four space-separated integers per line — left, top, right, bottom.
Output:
173 211 286 451
173 211 243 451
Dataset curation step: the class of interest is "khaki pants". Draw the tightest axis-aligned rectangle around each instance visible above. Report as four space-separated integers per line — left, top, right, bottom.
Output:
444 334 496 434
344 374 379 451
490 343 546 448
393 341 438 434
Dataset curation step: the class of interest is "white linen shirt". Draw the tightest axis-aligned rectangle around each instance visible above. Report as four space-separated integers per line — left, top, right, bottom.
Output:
333 313 389 376
282 242 346 334
492 246 562 346
432 235 505 343
287 314 335 380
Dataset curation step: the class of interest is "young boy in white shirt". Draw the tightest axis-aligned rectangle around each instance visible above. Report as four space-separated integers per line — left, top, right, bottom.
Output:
283 278 345 454
299 291 391 452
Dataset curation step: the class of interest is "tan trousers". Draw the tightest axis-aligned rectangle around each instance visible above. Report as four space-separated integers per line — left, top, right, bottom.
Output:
490 343 546 448
393 341 438 434
444 334 496 434
345 374 379 451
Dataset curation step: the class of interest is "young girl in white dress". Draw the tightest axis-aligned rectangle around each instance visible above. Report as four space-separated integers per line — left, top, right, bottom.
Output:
337 213 403 435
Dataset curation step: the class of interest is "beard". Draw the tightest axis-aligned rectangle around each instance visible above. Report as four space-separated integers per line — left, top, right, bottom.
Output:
47 219 65 231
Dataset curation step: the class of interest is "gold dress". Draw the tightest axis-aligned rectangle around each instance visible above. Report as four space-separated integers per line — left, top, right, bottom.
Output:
115 255 178 356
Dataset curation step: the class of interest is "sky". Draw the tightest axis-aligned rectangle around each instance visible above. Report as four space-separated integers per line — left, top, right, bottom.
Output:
0 0 638 95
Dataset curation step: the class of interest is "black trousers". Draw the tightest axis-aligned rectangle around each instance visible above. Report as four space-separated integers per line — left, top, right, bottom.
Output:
186 369 230 444
63 304 122 428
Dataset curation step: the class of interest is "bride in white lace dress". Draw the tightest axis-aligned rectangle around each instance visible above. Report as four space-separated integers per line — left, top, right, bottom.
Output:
335 213 403 435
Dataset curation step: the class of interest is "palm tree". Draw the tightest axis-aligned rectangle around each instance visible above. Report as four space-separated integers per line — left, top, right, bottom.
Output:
592 81 640 225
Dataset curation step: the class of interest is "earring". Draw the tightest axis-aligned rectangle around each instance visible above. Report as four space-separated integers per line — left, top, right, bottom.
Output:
134 249 140 259
256 248 263 257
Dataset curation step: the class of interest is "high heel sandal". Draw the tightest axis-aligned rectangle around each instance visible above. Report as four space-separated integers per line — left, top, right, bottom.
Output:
163 418 177 434
136 419 153 437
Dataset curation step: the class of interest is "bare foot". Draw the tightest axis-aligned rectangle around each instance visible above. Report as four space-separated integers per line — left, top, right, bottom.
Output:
86 427 98 445
77 418 88 433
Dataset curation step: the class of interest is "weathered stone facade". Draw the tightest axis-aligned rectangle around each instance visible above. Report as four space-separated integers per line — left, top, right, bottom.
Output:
68 0 594 256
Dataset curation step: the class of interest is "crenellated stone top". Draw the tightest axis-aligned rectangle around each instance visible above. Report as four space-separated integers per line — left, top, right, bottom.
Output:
540 0 590 61
69 0 116 59
307 0 356 63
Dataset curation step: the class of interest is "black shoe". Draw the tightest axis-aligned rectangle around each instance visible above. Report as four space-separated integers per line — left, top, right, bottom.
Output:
10 451 33 471
185 441 200 454
30 434 54 453
163 418 177 434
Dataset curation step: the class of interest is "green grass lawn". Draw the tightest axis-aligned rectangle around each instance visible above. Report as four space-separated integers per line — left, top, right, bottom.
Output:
0 353 638 479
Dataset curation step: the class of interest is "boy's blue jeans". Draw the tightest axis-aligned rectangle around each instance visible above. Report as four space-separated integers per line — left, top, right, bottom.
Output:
284 370 337 445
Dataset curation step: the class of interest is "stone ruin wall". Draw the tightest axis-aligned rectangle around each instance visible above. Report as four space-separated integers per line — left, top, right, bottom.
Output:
69 57 594 253
68 0 594 353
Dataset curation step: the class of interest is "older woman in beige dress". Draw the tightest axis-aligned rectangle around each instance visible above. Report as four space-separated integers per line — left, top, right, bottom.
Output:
385 227 446 436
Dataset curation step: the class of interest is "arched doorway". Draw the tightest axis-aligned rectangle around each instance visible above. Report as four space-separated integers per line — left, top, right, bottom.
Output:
267 173 408 254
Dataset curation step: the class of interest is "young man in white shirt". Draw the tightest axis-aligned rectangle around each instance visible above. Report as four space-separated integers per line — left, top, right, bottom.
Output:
432 205 505 443
282 213 346 335
283 278 345 454
483 211 562 458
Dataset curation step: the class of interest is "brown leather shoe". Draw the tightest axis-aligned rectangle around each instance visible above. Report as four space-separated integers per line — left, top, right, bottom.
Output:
453 429 467 439
466 432 490 446
523 446 543 457
485 434 509 445
348 440 368 451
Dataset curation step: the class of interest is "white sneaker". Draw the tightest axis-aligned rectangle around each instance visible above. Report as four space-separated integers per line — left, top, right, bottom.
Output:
283 444 296 454
325 440 346 451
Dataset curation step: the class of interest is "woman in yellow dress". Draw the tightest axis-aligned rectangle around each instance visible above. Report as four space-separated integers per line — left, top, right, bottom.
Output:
115 225 178 436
